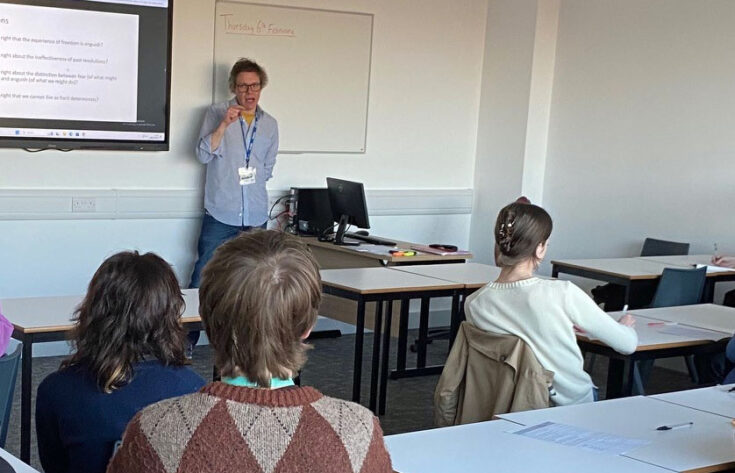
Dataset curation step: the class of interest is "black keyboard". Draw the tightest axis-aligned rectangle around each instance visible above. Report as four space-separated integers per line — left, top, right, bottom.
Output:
344 232 397 246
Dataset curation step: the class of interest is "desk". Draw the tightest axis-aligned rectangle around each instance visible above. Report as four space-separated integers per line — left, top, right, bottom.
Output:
388 263 500 363
552 256 735 307
629 304 735 335
319 267 462 413
0 448 41 473
652 384 735 419
385 418 669 473
497 396 735 472
304 236 470 337
1 289 202 464
577 310 730 398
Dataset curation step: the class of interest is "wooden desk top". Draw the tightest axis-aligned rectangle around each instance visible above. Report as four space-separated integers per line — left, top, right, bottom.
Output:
389 262 501 289
3 289 201 334
303 236 472 264
497 396 735 473
385 418 670 473
629 304 735 335
652 384 735 419
550 258 669 280
320 267 463 295
578 313 729 351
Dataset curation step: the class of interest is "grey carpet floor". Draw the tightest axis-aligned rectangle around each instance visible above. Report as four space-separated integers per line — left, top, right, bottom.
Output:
5 331 697 471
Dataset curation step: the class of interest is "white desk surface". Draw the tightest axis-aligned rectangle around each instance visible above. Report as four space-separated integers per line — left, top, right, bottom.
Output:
583 313 730 350
0 447 41 472
629 304 735 335
551 258 669 279
319 267 463 295
652 384 735 419
2 288 201 332
497 396 735 472
388 263 501 289
639 254 714 267
385 418 670 473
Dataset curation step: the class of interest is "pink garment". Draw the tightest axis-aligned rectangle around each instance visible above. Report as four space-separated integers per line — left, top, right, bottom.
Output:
0 304 12 355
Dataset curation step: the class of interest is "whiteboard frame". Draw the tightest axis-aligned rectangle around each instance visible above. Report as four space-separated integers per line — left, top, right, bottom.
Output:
212 1 373 154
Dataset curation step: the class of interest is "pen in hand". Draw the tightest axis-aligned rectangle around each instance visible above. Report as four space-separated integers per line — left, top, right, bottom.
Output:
656 422 693 431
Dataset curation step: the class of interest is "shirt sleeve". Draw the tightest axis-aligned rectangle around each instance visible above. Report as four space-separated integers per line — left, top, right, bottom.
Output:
36 379 69 473
726 335 735 363
196 106 225 164
564 282 638 355
263 123 279 181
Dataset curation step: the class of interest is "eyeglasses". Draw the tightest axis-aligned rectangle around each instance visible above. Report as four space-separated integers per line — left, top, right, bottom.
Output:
235 82 261 92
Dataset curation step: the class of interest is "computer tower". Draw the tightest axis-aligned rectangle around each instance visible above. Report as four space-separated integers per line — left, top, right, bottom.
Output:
291 187 334 236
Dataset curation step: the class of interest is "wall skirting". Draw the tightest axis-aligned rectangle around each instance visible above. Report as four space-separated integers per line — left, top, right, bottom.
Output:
0 188 473 220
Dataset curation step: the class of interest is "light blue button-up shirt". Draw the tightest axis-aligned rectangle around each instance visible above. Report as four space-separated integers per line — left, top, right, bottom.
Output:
196 99 279 227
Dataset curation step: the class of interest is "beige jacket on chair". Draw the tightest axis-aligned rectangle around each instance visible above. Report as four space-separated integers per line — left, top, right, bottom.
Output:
434 321 554 426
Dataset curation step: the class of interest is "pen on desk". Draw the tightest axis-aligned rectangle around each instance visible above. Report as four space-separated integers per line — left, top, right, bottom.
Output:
647 322 676 327
715 242 720 258
656 422 693 431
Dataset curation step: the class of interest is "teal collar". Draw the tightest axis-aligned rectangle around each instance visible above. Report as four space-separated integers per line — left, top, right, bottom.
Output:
222 376 295 389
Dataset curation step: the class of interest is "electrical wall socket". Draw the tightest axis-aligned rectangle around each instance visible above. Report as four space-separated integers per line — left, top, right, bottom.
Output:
71 197 96 212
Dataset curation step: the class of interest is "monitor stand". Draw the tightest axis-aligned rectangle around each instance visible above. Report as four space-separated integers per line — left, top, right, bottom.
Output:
333 214 359 246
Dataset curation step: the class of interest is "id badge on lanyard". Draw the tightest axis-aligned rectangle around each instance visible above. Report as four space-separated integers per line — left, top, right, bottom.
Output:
238 115 258 186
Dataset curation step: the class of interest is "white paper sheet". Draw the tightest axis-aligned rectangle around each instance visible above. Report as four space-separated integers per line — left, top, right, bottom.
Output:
512 421 649 455
656 325 727 340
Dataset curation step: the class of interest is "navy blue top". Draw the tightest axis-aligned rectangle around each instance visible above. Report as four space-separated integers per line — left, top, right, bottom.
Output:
36 360 205 473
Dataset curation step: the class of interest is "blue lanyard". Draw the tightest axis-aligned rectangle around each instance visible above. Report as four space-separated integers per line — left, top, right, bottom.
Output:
238 113 259 168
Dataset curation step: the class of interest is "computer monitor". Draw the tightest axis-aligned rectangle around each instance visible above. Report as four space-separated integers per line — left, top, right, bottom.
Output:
326 177 370 245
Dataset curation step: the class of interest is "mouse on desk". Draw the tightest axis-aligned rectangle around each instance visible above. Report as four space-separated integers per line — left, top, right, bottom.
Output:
354 230 369 236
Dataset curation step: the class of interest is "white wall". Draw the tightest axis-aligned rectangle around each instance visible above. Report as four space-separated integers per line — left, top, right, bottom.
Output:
0 0 487 299
543 0 735 264
469 0 540 264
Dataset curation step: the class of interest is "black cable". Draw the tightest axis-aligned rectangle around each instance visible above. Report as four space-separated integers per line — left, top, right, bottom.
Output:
268 194 294 220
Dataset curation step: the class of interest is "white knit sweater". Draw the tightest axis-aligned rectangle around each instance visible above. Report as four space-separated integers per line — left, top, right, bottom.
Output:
465 277 637 406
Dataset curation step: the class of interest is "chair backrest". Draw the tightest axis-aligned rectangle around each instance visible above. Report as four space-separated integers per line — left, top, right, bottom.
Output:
640 238 690 257
650 267 706 308
0 339 21 448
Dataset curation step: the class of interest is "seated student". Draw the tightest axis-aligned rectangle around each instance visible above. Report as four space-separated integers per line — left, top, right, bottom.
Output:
107 230 392 473
465 202 638 405
36 251 205 473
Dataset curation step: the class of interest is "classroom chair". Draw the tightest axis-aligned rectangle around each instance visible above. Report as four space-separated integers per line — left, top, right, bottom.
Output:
634 266 706 394
591 237 690 311
0 340 21 448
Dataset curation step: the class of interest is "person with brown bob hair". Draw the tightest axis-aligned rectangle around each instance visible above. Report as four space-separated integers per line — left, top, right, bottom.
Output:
36 251 205 473
108 230 392 473
465 202 638 405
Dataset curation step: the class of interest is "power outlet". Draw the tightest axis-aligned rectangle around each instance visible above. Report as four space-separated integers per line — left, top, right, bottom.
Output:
72 197 96 212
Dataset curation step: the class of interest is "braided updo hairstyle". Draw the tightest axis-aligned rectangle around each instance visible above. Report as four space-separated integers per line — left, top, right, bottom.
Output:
494 202 553 267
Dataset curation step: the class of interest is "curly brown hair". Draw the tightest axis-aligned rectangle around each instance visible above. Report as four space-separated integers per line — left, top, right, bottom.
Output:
61 251 189 393
228 58 269 93
199 230 321 387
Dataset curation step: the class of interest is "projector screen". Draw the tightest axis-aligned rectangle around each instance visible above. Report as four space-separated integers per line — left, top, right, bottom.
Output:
0 0 172 151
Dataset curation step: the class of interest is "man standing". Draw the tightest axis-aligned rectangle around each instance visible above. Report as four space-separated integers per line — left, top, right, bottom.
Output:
190 58 279 289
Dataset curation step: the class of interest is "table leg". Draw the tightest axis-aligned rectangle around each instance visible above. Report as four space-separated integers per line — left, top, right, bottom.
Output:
369 300 383 412
417 297 430 368
20 335 32 463
449 291 462 349
623 283 632 307
606 358 624 399
703 280 715 303
379 302 393 416
353 299 366 403
552 265 559 278
396 298 409 373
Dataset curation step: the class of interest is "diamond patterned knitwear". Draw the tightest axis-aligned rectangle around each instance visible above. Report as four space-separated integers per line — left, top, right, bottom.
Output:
106 382 393 473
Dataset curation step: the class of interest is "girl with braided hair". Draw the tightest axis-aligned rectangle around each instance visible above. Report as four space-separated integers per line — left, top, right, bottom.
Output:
465 202 638 405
